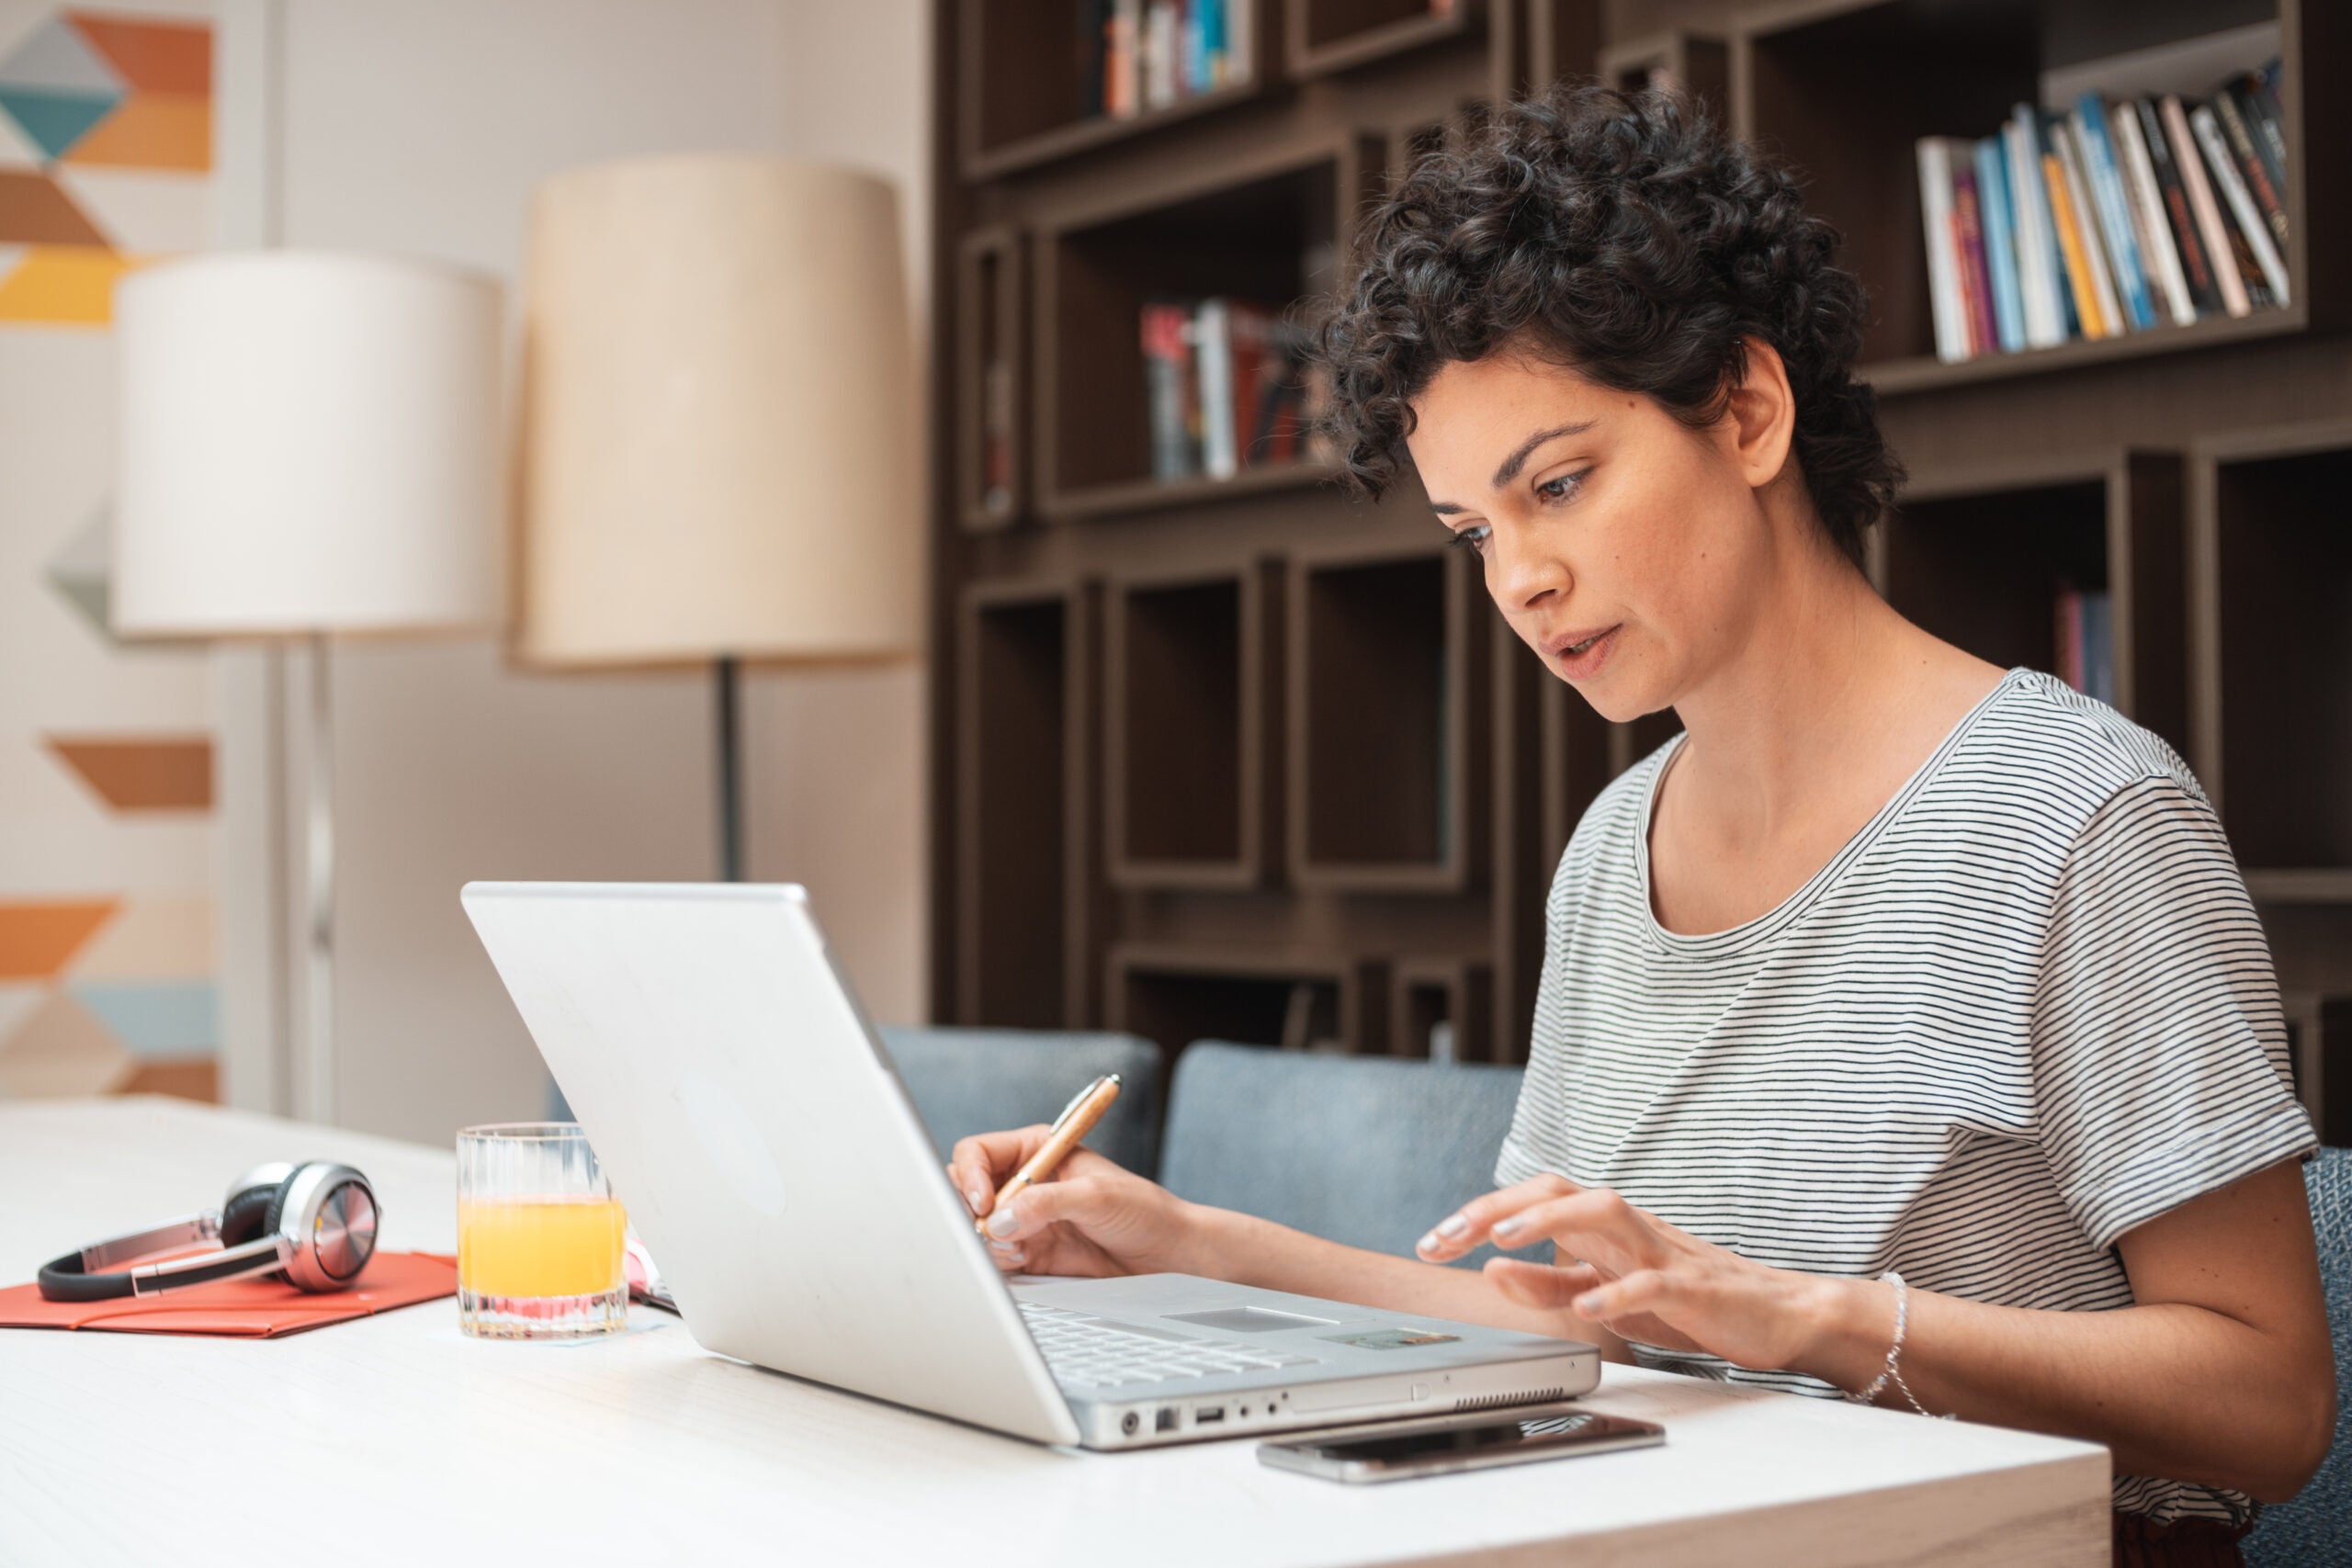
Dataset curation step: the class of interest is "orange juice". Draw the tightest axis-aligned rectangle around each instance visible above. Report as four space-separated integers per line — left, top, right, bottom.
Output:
457 1198 626 1298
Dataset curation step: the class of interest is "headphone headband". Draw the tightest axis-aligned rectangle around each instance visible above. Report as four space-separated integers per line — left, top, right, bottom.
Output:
37 1161 379 1303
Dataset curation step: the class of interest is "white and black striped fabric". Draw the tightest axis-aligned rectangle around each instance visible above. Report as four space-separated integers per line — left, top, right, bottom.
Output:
1496 668 2316 1526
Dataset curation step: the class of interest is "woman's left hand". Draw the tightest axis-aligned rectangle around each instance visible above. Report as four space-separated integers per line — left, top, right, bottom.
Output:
1417 1174 1854 1377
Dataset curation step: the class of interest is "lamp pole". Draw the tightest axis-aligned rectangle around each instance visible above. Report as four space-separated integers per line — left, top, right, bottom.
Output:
716 654 744 883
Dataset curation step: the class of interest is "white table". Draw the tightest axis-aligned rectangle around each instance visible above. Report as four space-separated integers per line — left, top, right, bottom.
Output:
0 1100 2109 1566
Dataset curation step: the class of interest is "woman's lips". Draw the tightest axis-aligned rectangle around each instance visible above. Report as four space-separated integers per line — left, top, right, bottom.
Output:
1546 624 1622 682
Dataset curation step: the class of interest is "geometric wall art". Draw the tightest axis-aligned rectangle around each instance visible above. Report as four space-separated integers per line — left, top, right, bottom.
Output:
0 1 215 1103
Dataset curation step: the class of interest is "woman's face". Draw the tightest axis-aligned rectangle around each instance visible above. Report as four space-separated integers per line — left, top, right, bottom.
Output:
1403 348 1788 725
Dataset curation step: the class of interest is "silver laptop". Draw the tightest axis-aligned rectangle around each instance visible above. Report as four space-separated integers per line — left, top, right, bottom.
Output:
459 882 1598 1449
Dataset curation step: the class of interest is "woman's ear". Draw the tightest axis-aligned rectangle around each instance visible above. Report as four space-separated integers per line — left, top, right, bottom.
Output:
1720 335 1798 492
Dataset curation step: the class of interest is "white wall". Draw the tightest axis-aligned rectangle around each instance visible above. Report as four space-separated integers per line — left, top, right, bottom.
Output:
233 0 931 1145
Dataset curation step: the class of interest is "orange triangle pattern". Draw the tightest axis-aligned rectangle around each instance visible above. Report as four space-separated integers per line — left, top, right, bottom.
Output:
44 736 213 810
63 12 209 95
60 91 207 170
0 899 118 981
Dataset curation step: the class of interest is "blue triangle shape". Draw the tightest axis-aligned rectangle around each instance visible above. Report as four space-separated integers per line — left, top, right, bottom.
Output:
0 85 119 161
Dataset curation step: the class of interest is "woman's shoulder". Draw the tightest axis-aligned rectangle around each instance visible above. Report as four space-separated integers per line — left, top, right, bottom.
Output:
1957 669 2208 817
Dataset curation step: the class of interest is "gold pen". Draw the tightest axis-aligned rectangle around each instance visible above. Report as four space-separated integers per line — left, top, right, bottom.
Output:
976 1073 1122 1235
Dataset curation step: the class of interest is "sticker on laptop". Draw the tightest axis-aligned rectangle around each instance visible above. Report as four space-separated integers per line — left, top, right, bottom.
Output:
1322 1327 1461 1351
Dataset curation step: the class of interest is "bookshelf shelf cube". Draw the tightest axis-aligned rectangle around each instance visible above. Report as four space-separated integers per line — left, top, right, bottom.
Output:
1036 136 1383 518
1286 0 1482 82
1394 956 1494 1061
2190 421 2352 886
1879 450 2188 753
957 228 1027 532
1109 944 1387 1058
956 0 1278 181
1289 545 1486 892
957 585 1091 1026
1106 563 1280 888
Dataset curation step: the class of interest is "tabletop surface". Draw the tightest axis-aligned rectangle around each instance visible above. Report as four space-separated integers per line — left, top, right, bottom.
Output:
0 1098 2111 1567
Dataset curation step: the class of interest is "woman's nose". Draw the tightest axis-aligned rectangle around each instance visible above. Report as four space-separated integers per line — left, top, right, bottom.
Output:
1487 521 1567 613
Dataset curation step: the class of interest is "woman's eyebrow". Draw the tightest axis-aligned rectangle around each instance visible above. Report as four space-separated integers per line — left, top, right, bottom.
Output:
1490 420 1597 490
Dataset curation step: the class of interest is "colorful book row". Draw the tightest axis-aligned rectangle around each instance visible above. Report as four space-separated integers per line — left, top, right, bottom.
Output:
1080 0 1254 120
1140 298 1325 482
1917 60 2290 364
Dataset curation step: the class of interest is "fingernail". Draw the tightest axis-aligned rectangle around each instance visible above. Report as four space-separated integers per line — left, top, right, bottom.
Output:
1417 1233 1441 1254
989 1238 1021 1258
1575 1292 1604 1315
1492 1215 1522 1237
986 1206 1020 1238
1437 1214 1468 1238
967 1187 987 1213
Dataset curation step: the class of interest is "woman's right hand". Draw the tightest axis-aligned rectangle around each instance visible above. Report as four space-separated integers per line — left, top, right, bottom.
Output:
948 1128 1201 1280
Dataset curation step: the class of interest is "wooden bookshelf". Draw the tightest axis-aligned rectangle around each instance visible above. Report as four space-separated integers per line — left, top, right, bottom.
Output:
928 0 2352 1098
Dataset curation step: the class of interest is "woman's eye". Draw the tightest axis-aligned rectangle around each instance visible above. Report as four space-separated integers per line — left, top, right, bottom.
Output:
1536 470 1587 503
1446 525 1490 556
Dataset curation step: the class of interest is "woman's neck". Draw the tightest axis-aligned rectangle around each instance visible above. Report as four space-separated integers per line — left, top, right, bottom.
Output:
1663 527 1998 852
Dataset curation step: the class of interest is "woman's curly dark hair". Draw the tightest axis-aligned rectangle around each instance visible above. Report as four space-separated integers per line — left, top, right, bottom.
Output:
1318 81 1902 568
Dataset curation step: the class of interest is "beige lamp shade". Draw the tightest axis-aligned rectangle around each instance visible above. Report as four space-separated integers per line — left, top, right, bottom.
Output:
112 251 506 637
516 155 922 667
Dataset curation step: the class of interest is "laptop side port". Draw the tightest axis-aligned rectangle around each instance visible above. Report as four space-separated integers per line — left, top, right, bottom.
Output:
1155 1407 1178 1433
1194 1405 1225 1425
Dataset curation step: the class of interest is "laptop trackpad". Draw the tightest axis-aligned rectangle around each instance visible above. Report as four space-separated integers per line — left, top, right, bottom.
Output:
1164 1306 1336 1334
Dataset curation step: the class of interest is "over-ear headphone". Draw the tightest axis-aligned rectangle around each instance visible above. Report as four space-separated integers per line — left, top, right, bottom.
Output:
38 1160 379 1303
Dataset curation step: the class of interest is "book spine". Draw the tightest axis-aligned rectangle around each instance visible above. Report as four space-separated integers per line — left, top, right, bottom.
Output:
2113 98 2194 327
1917 138 1968 362
1202 0 1227 89
2165 94 2250 317
1194 299 1237 479
2079 591 2114 707
1109 0 1141 118
2194 102 2289 306
2074 96 2154 330
1227 302 1273 470
1972 138 2025 353
2056 115 2125 334
2054 586 2083 693
2007 107 2064 347
2236 66 2289 193
2138 96 2222 318
1951 158 1997 355
1140 303 1197 480
1227 0 1251 85
2214 84 2290 257
2042 134 2108 339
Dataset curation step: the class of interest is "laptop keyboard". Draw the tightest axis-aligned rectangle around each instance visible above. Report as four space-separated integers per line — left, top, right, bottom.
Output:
1018 1301 1319 1390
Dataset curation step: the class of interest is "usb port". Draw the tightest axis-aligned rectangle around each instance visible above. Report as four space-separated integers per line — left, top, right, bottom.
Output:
1194 1406 1225 1425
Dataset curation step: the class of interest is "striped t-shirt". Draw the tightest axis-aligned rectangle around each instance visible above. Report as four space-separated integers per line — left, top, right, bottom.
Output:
1496 668 2315 1525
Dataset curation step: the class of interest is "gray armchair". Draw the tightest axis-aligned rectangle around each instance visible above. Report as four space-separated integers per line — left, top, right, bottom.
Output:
876 1026 1166 1180
1159 1041 1525 1268
2245 1145 2350 1567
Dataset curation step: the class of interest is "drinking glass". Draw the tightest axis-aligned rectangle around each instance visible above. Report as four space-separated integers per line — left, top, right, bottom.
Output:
456 1122 628 1338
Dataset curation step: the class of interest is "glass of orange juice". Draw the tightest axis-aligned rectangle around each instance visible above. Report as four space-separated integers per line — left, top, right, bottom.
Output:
456 1122 627 1339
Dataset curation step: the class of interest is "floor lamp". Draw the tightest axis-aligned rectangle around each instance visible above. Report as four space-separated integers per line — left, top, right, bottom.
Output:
112 252 505 1124
514 156 921 879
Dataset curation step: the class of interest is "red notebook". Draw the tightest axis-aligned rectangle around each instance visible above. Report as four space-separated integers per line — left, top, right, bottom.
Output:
0 1251 457 1337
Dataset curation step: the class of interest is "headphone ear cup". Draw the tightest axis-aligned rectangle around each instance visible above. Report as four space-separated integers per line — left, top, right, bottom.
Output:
220 1181 281 1248
262 1163 315 1239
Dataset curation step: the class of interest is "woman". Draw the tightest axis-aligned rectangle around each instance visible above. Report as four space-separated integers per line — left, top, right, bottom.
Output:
950 85 2334 1562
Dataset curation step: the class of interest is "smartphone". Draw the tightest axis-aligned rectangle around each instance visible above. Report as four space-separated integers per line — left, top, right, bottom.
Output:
1257 1400 1664 1483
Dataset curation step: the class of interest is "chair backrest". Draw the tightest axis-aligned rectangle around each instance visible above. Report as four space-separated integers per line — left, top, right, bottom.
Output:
2246 1145 2350 1567
876 1027 1166 1182
1159 1042 1525 1268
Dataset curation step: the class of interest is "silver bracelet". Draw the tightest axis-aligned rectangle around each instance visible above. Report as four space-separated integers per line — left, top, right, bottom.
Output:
1846 1270 1953 1419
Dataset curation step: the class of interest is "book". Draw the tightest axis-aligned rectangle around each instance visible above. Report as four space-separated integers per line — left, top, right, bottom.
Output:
2136 96 2223 319
2079 590 2114 707
2113 99 2196 327
2053 113 2125 335
2215 78 2289 254
1917 137 1970 362
2072 95 2155 331
2041 118 2109 339
1140 301 1199 479
2194 101 2290 306
1973 136 2026 353
1108 0 1141 119
1951 156 1997 355
2162 94 2249 318
1195 298 1279 479
2232 65 2288 197
2007 105 2069 347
